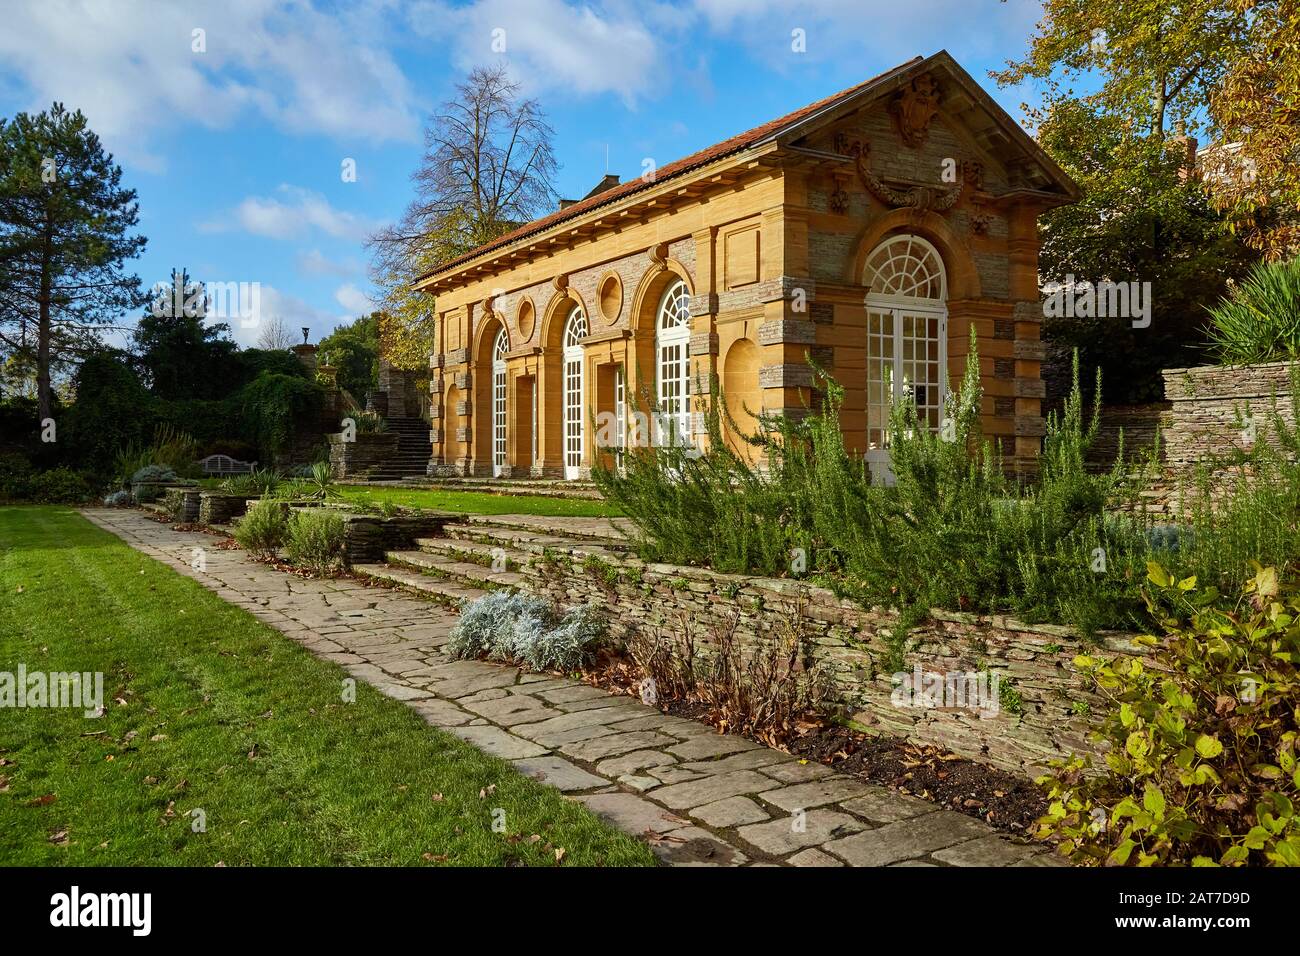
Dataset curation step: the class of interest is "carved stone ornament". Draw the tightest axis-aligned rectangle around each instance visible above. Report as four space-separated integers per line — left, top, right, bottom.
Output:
551 273 569 292
647 242 670 273
848 139 963 212
890 72 942 147
829 180 850 215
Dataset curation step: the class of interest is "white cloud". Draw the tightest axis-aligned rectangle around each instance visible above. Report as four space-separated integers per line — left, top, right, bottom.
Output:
334 283 377 316
408 0 666 106
0 0 422 171
202 186 380 241
233 284 343 348
297 249 363 278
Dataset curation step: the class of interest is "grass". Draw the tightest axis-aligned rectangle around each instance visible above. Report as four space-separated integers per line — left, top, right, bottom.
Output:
338 485 621 518
0 506 653 867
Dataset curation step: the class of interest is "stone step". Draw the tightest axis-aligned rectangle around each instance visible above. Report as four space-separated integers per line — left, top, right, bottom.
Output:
439 522 629 560
352 562 488 607
402 477 602 499
412 536 532 570
384 549 525 590
463 513 631 545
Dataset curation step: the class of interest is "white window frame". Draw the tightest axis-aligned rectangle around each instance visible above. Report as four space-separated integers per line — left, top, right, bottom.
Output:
563 306 587 480
492 328 507 477
656 280 691 449
863 235 949 484
614 363 626 475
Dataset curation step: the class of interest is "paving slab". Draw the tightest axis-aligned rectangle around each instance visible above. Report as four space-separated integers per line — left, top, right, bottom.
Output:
690 796 770 828
839 787 937 824
512 756 606 792
653 771 779 811
446 724 549 759
823 811 994 867
760 778 874 812
738 809 866 856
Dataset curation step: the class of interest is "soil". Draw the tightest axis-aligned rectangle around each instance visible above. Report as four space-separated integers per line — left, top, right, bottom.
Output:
581 651 1047 836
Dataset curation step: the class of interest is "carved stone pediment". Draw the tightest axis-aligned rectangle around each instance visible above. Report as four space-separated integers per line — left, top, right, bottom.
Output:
890 72 942 147
834 136 963 213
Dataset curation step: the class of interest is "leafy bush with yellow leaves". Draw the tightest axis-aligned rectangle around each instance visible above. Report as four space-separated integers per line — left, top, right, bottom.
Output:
1036 563 1300 866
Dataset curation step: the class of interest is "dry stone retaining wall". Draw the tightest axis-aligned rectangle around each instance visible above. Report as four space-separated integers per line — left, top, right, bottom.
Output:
328 433 400 480
522 554 1143 774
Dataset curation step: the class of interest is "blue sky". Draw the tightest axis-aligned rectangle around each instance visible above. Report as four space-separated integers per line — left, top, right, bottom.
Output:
0 0 1050 347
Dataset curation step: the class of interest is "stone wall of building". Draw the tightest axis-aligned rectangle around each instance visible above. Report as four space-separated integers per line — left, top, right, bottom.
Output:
522 552 1142 774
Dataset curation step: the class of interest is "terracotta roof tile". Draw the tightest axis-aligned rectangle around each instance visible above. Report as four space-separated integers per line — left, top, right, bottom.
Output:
416 56 923 284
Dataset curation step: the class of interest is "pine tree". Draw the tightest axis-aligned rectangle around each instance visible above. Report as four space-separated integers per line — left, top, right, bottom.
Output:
0 103 148 424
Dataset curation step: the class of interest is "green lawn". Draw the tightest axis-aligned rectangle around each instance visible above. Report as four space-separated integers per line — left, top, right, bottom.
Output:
339 485 620 518
0 506 652 867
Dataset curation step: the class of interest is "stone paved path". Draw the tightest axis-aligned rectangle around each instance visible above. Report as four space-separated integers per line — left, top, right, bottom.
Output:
81 508 1061 868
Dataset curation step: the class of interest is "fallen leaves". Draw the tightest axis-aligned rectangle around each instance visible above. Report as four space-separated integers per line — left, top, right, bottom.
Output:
27 794 56 807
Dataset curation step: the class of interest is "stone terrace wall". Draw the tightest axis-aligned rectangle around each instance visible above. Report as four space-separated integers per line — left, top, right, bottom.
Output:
1160 361 1297 467
1082 362 1299 514
1088 403 1169 469
328 433 400 480
522 554 1144 774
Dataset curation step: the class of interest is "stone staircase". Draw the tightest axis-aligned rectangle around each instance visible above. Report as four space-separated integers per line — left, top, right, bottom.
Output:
366 417 431 481
392 475 603 499
351 513 632 607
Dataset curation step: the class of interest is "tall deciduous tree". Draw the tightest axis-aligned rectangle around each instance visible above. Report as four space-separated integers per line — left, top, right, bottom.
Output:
369 65 558 368
994 0 1255 137
1206 4 1300 257
319 312 380 401
1035 100 1255 402
256 314 297 351
0 104 147 423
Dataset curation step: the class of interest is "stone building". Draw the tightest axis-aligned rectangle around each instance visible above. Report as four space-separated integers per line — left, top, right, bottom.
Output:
416 51 1079 480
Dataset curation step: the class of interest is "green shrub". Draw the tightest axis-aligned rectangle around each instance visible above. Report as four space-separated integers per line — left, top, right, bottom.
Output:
448 591 607 672
0 452 34 501
233 497 289 558
14 468 93 504
353 410 387 434
1036 564 1300 866
65 352 155 478
284 508 347 573
596 339 1152 636
220 466 281 497
1206 257 1300 365
239 372 324 459
297 461 341 501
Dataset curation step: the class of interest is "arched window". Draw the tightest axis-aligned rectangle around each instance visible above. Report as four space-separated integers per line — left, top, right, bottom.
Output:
863 235 949 477
656 280 691 447
492 328 507 477
864 234 947 303
563 306 587 479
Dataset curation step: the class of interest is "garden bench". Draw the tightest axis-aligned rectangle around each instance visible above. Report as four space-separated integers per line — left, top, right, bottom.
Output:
197 454 257 476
